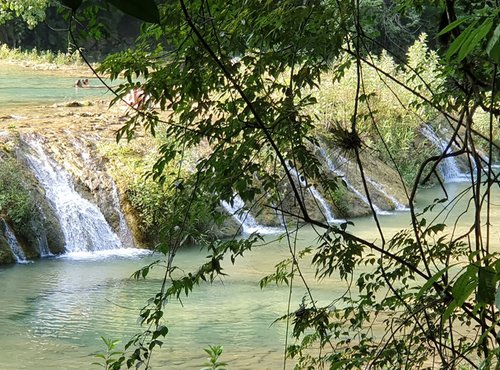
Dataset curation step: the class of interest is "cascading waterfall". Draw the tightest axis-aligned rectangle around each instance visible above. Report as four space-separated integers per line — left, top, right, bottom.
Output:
420 124 468 182
365 177 409 211
317 148 390 215
69 136 135 248
35 232 52 257
2 221 27 263
33 205 53 257
22 138 123 253
287 166 341 223
221 195 282 235
111 182 135 248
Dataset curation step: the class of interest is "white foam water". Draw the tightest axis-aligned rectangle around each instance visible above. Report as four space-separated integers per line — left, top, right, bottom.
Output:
221 195 283 235
287 166 342 223
2 221 28 263
23 138 123 253
420 124 469 183
318 148 391 215
57 248 151 261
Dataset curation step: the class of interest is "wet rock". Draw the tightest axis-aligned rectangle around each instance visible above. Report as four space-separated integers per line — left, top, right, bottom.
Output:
0 233 15 264
215 210 243 238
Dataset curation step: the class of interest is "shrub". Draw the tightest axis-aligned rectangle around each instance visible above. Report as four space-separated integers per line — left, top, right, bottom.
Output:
312 35 448 184
0 157 35 231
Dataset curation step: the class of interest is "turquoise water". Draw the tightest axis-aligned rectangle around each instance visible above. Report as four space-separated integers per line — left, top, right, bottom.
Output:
1 65 499 368
0 234 344 370
1 181 496 369
0 65 114 107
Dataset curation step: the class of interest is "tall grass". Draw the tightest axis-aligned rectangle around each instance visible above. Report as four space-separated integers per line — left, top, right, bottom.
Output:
311 34 497 183
0 44 83 66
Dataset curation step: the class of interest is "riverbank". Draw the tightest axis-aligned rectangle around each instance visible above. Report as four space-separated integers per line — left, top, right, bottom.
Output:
0 44 87 71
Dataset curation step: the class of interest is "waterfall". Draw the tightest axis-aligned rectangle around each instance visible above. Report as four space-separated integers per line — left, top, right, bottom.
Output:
22 139 123 253
111 182 135 248
35 233 52 257
317 148 390 215
2 221 28 263
32 204 53 257
221 195 282 235
420 124 468 182
365 177 409 211
69 136 135 248
287 166 341 223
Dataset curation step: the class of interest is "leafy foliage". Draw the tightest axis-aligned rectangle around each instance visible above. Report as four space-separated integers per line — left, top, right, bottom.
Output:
52 0 500 368
200 345 227 370
92 337 125 370
0 157 36 231
0 0 51 28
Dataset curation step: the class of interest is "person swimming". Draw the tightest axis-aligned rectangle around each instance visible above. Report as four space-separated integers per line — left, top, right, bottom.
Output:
74 78 90 88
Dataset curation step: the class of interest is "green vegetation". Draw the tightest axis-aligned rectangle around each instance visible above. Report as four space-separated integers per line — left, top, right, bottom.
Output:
200 345 227 370
92 0 500 367
313 35 443 184
0 0 50 29
98 137 224 246
92 337 124 370
0 44 83 65
7 0 500 368
0 157 36 232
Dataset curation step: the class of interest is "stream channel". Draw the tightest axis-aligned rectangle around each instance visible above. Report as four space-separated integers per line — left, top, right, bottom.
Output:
1 65 500 369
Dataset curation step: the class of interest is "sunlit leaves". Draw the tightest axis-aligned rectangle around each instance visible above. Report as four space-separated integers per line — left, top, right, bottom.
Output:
0 0 50 28
92 337 125 369
313 226 363 280
91 0 500 368
439 10 499 63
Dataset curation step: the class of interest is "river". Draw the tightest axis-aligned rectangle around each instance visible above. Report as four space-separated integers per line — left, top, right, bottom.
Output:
1 181 498 369
1 64 499 369
0 62 113 107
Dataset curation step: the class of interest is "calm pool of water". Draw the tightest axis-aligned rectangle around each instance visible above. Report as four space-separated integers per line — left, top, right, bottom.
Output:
0 63 115 107
0 233 347 369
2 180 498 369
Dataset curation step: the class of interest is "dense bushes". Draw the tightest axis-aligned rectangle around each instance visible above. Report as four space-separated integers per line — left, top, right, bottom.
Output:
313 35 443 184
98 137 223 246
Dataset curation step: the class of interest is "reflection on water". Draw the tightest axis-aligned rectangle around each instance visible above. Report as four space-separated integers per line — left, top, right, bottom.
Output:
0 247 308 369
2 64 500 368
0 146 499 367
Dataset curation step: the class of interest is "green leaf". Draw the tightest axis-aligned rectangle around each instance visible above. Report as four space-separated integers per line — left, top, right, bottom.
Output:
446 20 478 61
442 301 458 322
495 284 500 310
477 266 497 305
451 265 478 306
105 0 160 24
416 265 451 300
487 23 500 64
437 16 470 36
457 18 493 62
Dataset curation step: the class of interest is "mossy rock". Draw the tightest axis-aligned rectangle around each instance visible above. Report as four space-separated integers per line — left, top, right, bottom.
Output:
0 234 15 264
218 216 243 238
